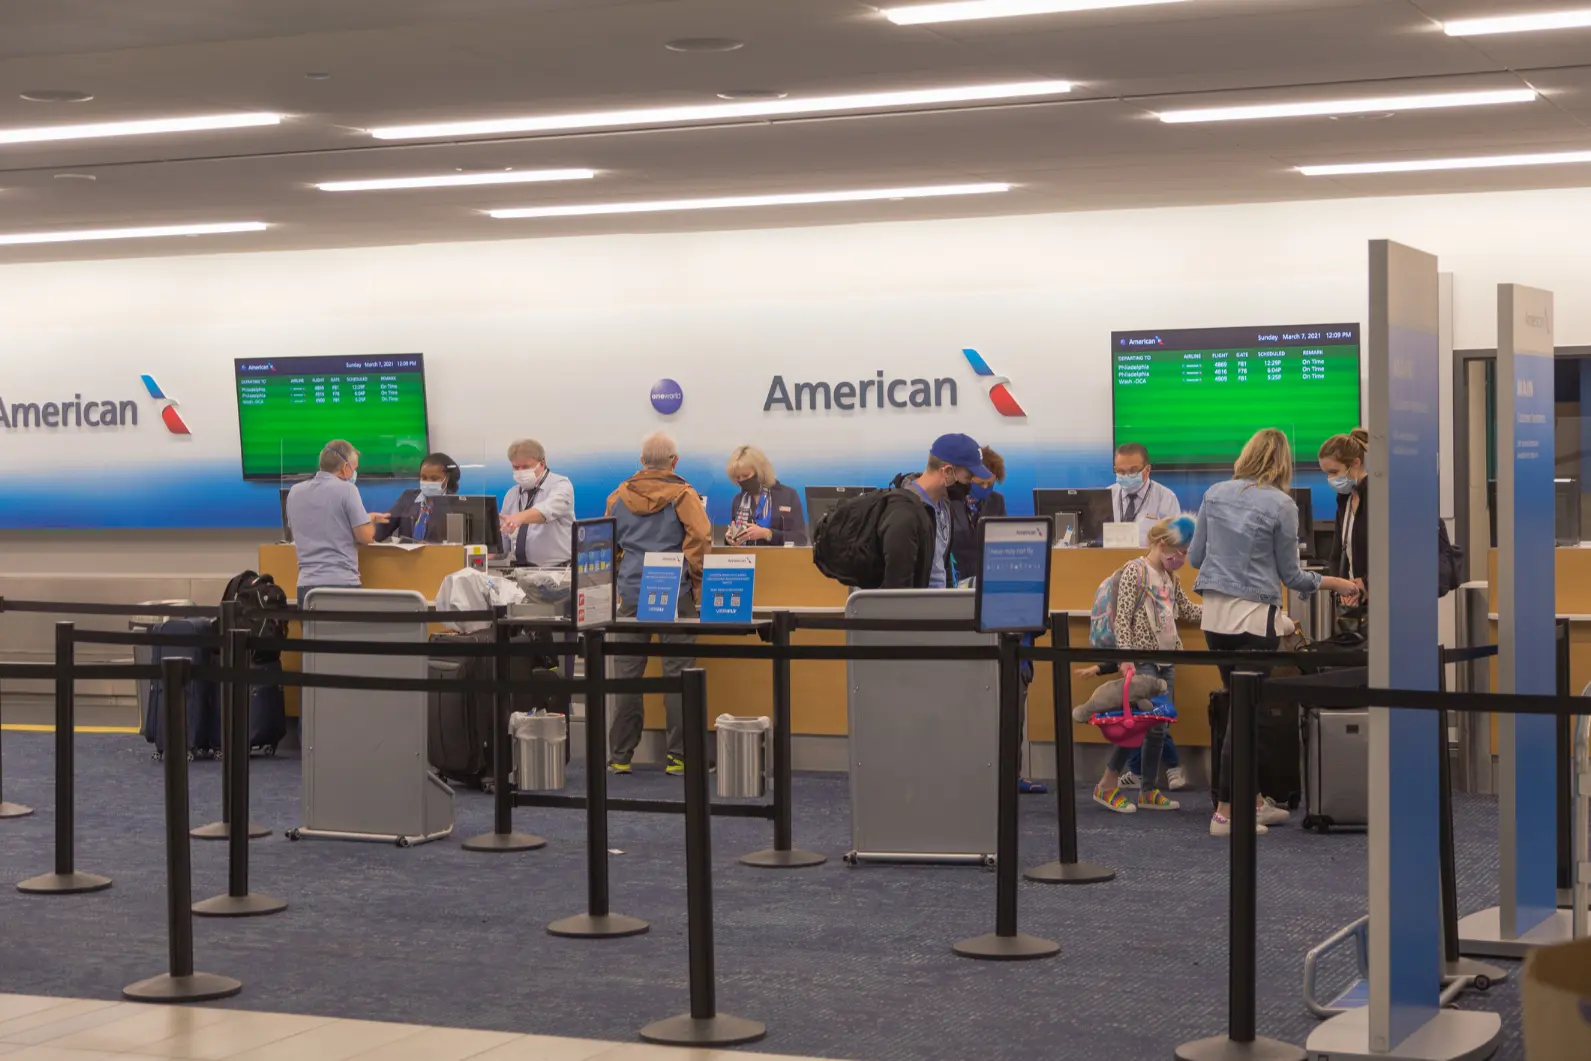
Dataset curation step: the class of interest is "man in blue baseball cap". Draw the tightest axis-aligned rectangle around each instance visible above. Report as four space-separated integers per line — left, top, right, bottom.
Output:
879 432 988 589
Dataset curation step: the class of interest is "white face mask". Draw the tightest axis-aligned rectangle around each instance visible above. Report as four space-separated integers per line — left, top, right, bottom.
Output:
418 480 446 498
512 466 542 488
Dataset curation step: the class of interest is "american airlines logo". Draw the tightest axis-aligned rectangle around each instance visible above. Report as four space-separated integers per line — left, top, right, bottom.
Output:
961 348 1026 417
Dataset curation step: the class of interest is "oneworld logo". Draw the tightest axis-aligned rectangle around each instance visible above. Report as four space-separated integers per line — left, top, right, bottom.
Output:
650 378 683 415
961 348 1026 417
141 374 191 434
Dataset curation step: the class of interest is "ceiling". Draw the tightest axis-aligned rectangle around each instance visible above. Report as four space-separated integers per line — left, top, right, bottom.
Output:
0 0 1588 262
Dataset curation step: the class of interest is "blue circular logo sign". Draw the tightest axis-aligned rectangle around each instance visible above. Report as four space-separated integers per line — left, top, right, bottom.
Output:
650 378 683 415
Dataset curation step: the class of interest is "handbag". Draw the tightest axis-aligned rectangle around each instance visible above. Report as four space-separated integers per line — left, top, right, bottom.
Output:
1090 664 1178 749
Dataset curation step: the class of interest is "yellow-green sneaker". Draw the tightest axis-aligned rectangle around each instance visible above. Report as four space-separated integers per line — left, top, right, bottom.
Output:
608 760 631 775
665 755 685 776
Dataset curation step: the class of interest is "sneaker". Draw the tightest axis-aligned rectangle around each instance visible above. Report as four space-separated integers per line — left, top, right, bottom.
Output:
1018 777 1048 795
1166 766 1188 791
1257 797 1291 827
1137 788 1180 811
665 755 685 776
608 760 632 775
1093 785 1137 814
1210 813 1268 837
1116 770 1142 790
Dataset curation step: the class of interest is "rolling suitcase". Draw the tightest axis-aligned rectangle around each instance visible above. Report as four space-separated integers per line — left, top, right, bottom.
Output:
141 617 221 761
426 631 494 788
246 661 288 755
1207 689 1302 810
1301 708 1369 832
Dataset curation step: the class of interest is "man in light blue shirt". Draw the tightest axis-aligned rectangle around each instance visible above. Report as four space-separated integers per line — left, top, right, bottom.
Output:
285 440 373 594
497 438 575 565
1109 442 1183 546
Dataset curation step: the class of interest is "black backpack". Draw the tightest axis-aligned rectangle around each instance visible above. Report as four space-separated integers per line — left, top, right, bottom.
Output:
812 489 902 588
1437 520 1465 598
221 570 290 663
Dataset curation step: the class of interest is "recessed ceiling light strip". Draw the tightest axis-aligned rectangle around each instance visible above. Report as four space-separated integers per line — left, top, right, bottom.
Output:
489 182 1012 219
883 0 1186 25
1158 88 1538 123
318 169 596 192
0 113 280 146
0 222 268 246
1444 9 1591 36
369 82 1071 140
1298 150 1591 176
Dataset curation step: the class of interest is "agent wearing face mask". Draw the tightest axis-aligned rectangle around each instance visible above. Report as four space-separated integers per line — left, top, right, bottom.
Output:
1109 443 1183 547
497 438 576 566
724 445 807 547
1318 428 1370 602
372 452 459 543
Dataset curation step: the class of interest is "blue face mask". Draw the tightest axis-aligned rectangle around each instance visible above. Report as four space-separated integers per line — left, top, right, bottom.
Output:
1115 472 1144 493
1329 475 1356 494
970 481 994 501
418 480 445 498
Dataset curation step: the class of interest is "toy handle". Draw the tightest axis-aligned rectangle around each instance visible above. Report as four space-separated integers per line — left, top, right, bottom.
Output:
1120 663 1135 720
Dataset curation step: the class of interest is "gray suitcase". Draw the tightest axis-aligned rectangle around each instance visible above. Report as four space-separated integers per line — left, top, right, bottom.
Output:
1302 708 1368 833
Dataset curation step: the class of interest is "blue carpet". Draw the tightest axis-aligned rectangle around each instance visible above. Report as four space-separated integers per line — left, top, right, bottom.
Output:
0 732 1523 1060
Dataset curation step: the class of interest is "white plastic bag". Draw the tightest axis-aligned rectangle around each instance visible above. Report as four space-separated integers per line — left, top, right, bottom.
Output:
435 568 526 633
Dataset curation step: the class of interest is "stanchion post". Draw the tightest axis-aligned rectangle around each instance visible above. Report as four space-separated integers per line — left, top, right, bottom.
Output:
1436 702 1505 984
464 610 546 853
0 678 35 819
1175 671 1303 1061
955 633 1059 961
194 630 287 918
741 609 824 869
124 657 242 1002
547 628 647 938
193 601 268 842
640 668 766 1047
1025 612 1114 885
17 622 110 895
1556 618 1574 901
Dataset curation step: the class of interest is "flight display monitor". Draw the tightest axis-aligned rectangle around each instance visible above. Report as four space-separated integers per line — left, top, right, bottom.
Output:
235 354 430 480
1112 324 1361 468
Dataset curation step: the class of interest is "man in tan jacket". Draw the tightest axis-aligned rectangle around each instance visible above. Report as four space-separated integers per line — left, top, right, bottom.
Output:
605 431 712 775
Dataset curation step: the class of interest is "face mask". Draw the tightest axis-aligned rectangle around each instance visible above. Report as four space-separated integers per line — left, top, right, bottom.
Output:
512 466 541 488
418 481 445 498
1162 553 1186 572
970 481 994 502
346 468 357 484
738 476 761 496
1116 472 1144 493
1328 475 1355 494
946 482 970 502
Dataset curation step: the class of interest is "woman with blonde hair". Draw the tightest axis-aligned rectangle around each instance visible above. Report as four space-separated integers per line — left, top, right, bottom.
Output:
1319 428 1370 598
725 445 807 546
1189 428 1359 836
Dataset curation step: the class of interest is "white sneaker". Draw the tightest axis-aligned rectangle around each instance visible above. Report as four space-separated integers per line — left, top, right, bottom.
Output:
1166 766 1188 791
1257 797 1291 827
1210 813 1269 837
1117 770 1141 790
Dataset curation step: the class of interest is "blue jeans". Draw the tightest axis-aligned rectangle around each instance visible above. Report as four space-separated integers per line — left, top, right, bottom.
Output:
1106 663 1172 790
1126 732 1180 776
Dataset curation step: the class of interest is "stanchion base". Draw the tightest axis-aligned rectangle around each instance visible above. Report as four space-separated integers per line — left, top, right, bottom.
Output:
1173 1035 1304 1061
546 913 650 939
951 932 1060 961
123 972 243 1004
191 821 272 841
638 1013 767 1048
0 802 34 819
1023 859 1116 885
193 892 288 918
1444 957 1508 987
1304 1006 1500 1061
1456 905 1573 959
739 847 827 869
16 870 111 895
461 831 547 853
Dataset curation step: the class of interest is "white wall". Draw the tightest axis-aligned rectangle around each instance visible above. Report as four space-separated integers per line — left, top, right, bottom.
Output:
2 184 1588 574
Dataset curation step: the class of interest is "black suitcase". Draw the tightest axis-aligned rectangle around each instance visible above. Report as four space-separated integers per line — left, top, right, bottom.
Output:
141 618 222 761
1207 689 1302 810
427 631 494 788
246 661 288 755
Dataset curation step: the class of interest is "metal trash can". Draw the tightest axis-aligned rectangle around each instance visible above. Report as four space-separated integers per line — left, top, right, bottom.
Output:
715 714 770 799
511 711 566 791
131 601 195 716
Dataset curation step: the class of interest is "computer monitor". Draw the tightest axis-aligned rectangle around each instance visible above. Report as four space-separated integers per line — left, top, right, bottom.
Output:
1290 487 1315 559
1033 488 1114 546
805 485 877 540
431 494 502 548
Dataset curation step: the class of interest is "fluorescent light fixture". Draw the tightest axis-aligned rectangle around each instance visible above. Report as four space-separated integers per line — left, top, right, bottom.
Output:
884 0 1184 24
1298 149 1591 176
1158 88 1538 124
0 112 280 146
369 81 1071 140
489 182 1012 219
318 168 595 192
0 222 268 247
1444 8 1591 35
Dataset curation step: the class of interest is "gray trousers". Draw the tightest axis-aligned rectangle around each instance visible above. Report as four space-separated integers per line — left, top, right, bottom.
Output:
607 596 698 763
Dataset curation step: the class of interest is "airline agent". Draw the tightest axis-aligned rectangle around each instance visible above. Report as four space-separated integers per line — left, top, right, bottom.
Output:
498 438 575 565
724 445 807 546
372 452 459 543
1110 442 1181 546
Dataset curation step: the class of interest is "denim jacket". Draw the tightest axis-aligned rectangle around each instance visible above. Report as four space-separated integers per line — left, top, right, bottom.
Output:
1188 478 1321 606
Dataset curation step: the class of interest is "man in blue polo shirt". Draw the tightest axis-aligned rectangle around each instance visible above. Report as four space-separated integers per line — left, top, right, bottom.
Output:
285 440 374 595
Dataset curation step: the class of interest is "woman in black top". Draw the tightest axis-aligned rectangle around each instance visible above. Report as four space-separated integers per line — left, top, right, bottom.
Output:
725 445 807 546
1318 429 1369 596
372 452 460 543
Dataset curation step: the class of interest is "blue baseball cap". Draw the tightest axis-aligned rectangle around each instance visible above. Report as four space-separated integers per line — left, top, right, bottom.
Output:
930 433 991 480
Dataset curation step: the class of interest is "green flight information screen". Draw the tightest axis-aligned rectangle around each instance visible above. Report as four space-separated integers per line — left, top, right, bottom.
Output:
234 354 430 480
1112 324 1361 467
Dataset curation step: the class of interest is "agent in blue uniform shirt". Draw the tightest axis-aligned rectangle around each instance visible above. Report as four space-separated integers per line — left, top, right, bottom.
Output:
372 452 459 543
724 445 807 546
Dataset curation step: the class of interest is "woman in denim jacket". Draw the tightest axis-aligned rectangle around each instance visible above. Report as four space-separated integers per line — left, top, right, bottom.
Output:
1189 428 1359 837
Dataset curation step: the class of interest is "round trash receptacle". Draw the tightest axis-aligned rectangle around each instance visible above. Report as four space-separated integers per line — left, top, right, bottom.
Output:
511 711 567 791
715 714 771 799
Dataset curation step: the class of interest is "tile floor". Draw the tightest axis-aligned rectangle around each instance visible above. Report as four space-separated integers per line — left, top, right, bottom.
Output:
0 995 821 1061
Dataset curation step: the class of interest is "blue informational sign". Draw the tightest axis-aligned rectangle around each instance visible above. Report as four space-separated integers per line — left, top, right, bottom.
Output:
637 552 684 622
571 518 616 629
701 555 755 624
975 518 1054 634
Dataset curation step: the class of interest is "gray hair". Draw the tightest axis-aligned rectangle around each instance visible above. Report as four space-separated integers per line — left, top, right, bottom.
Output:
640 431 678 470
319 440 357 473
507 438 546 464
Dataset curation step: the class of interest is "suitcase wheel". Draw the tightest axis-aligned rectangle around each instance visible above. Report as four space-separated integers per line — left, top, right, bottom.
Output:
151 751 164 763
263 744 277 757
1472 975 1492 992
